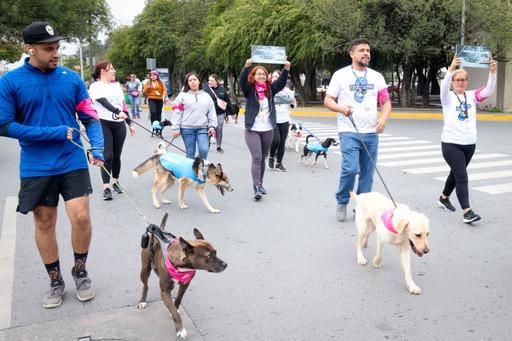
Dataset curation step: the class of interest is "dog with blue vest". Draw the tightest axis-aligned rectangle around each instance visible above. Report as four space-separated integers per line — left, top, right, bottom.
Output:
151 119 172 138
301 134 339 168
132 142 233 213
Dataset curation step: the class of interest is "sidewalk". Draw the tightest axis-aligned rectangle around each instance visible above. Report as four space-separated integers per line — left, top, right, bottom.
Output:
0 302 203 341
140 104 512 121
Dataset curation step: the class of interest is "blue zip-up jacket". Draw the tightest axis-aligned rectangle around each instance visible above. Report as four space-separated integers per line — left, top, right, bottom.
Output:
0 58 104 178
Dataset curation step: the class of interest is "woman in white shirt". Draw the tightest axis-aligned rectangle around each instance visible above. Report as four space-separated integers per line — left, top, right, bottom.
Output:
437 55 496 223
89 61 136 201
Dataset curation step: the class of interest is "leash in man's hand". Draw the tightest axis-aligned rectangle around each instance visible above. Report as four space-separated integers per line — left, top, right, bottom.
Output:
347 114 398 208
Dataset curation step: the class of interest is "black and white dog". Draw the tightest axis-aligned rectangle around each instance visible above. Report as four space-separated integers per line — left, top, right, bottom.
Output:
151 119 172 138
301 135 339 169
285 123 304 152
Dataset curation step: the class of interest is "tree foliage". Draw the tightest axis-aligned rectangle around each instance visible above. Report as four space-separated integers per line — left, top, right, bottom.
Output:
0 0 111 62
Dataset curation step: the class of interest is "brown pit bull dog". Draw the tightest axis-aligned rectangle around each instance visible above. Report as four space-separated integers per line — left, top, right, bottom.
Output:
137 213 227 339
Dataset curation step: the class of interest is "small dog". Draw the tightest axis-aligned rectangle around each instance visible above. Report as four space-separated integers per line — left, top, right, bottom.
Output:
351 192 430 295
132 143 233 213
137 213 227 340
301 135 339 168
152 119 172 138
285 123 303 152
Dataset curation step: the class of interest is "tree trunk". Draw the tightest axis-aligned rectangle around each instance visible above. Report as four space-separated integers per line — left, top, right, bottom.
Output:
416 66 429 108
290 69 306 106
227 70 236 101
395 63 401 105
303 64 317 102
429 66 440 95
401 64 413 108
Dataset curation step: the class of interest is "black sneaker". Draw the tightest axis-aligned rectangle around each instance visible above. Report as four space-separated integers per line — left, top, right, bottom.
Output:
268 157 275 169
275 163 286 172
438 196 455 212
112 182 123 194
463 210 481 223
253 185 263 201
102 188 113 201
217 147 224 154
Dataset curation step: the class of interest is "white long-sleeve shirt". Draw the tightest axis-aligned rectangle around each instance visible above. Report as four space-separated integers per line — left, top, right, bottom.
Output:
440 71 496 145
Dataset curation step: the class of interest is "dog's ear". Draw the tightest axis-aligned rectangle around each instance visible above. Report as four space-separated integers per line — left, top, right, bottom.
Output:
179 237 194 255
396 217 409 234
207 163 216 176
215 163 223 177
193 228 205 240
192 158 203 175
160 213 168 230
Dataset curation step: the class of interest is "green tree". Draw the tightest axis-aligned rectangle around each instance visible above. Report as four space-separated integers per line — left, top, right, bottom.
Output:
0 0 111 62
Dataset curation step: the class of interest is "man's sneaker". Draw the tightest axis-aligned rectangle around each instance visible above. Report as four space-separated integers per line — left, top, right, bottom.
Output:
253 185 263 201
217 147 224 154
463 210 481 224
438 196 455 212
71 268 95 302
336 204 347 222
268 157 275 169
102 188 113 201
275 163 286 172
42 281 65 309
112 182 123 194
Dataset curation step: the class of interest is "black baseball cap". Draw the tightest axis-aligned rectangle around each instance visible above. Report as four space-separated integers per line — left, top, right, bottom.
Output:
22 21 66 44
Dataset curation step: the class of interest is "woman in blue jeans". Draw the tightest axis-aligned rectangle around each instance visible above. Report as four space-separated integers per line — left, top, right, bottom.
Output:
171 73 217 160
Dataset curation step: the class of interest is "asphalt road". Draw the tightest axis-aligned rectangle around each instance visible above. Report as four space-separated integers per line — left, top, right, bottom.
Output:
0 114 511 341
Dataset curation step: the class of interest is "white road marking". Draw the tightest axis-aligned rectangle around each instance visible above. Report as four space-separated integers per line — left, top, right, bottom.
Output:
472 182 512 194
378 150 442 160
404 160 512 174
379 145 440 153
379 153 508 167
0 196 17 330
379 140 431 147
434 170 512 182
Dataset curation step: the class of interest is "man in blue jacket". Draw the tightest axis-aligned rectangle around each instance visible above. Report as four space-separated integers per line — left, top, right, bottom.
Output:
0 22 104 308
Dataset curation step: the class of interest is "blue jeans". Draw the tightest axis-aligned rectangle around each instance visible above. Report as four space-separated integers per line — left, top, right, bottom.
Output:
335 132 378 205
181 127 209 160
130 95 140 116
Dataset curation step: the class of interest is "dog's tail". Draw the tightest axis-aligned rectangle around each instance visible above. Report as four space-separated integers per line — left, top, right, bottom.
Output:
349 191 358 202
306 134 314 144
132 155 160 178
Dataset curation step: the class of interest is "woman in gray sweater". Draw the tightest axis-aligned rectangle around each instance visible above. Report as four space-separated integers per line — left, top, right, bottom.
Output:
171 73 218 160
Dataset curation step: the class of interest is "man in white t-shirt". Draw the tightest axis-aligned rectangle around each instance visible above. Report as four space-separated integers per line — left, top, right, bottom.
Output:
324 38 392 221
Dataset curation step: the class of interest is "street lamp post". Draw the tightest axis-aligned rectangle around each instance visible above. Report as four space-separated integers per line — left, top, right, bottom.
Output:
460 0 466 46
79 43 84 80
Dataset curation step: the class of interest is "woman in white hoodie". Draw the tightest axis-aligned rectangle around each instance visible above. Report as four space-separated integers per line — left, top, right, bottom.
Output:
171 73 217 160
437 55 496 223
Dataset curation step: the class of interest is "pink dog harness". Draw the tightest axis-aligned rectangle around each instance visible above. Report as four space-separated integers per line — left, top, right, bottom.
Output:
381 208 398 234
164 239 196 284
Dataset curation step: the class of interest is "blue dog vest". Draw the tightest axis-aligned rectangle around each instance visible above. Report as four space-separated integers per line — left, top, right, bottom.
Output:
159 153 204 184
306 142 328 153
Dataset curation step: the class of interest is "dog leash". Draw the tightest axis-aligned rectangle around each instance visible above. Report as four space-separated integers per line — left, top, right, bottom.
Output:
69 128 152 226
347 115 398 208
296 121 321 141
129 119 187 154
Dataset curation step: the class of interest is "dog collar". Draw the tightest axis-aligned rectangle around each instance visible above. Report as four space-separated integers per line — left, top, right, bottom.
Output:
381 208 398 234
165 239 196 284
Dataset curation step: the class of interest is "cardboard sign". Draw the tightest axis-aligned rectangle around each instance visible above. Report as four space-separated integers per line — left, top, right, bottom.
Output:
251 45 286 64
457 45 491 69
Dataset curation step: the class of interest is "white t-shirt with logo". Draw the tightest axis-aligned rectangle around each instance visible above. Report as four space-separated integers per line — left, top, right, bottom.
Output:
89 81 125 122
326 66 387 133
250 98 273 132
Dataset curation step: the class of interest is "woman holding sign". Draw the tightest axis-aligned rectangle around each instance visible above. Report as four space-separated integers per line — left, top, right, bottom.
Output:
437 55 496 223
239 58 291 200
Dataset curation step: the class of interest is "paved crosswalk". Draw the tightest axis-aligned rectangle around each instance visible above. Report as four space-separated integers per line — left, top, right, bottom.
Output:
231 120 512 195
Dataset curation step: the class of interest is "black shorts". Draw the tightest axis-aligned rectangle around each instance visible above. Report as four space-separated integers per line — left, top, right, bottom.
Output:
17 168 92 214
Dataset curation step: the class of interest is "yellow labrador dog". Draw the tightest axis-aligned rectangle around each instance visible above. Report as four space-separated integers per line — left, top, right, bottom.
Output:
351 192 430 295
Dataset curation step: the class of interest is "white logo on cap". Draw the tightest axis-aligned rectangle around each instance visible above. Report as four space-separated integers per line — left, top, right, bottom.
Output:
45 25 55 36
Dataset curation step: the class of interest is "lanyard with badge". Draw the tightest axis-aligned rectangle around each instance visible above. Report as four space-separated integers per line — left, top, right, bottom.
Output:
454 91 468 120
258 99 267 121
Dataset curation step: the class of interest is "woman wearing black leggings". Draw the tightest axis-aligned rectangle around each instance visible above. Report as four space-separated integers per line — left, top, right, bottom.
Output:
438 55 496 223
89 61 136 201
269 70 296 171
